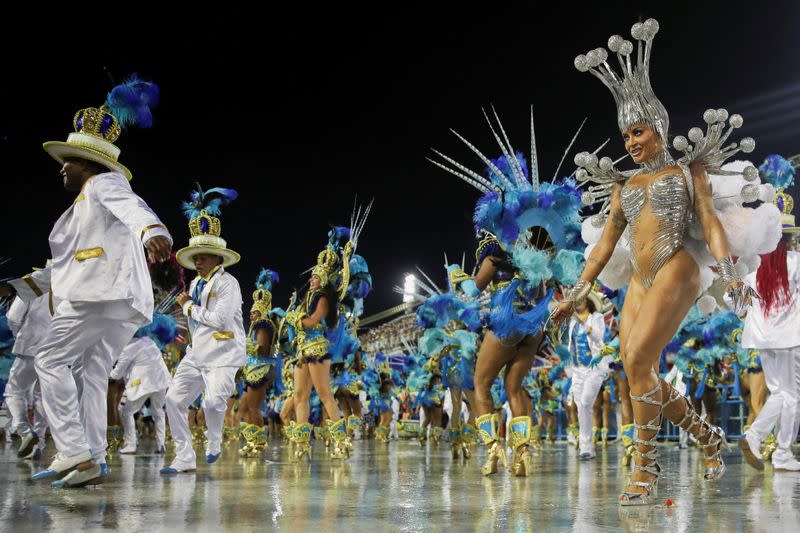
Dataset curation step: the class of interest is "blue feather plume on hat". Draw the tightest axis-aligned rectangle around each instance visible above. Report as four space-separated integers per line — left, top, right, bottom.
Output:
105 75 160 129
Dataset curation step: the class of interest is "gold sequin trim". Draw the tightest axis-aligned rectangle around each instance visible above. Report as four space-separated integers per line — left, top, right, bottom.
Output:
74 247 104 261
21 275 43 297
213 331 235 340
140 224 168 241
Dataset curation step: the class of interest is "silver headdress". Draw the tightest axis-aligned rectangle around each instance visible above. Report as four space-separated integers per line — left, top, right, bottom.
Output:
574 18 667 139
573 18 759 224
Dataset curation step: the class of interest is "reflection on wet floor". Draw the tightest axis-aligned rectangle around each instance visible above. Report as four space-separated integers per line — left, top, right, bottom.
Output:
1 439 798 532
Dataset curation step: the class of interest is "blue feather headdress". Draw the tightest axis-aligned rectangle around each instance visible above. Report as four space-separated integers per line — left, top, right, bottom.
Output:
428 108 586 294
759 154 796 190
256 269 279 292
328 226 352 248
182 183 239 220
105 75 160 129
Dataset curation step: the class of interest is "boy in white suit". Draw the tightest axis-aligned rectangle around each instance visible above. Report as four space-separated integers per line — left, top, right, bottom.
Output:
161 187 245 474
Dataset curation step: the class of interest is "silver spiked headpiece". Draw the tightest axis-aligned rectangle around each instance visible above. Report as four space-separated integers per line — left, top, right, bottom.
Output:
574 18 668 139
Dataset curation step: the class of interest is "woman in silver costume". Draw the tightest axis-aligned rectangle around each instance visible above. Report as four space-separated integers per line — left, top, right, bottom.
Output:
551 19 761 505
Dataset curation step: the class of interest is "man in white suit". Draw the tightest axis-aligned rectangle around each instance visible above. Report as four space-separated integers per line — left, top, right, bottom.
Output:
161 190 245 474
112 333 173 455
0 86 171 487
5 290 52 459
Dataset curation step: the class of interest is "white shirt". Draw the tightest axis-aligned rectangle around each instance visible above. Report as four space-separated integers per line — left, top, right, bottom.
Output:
7 295 53 357
10 172 171 326
181 267 246 367
567 311 606 362
741 251 800 350
110 336 171 401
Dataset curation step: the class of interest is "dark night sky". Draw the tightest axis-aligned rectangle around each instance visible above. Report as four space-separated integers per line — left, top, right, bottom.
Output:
3 2 800 317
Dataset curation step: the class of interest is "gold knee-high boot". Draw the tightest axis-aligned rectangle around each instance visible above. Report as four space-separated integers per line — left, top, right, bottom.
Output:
508 416 534 477
477 413 507 476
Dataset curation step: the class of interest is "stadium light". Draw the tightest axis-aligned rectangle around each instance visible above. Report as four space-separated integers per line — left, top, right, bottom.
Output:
403 274 416 303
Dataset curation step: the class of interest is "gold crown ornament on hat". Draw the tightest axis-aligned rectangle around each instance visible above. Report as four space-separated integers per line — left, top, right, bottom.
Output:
251 269 279 318
176 184 241 270
774 190 800 235
42 75 159 181
312 247 339 288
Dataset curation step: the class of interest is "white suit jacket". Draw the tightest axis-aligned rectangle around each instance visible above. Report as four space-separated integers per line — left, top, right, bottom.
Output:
741 251 800 350
567 312 606 359
10 172 171 326
181 267 246 367
110 336 171 401
7 295 53 357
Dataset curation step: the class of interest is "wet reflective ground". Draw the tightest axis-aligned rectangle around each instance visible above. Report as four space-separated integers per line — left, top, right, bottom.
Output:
1 438 798 532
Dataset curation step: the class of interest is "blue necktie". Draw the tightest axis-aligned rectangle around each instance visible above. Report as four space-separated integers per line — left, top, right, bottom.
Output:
192 278 207 306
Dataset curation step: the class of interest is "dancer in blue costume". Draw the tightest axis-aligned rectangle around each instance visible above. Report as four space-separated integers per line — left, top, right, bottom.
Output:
430 108 586 476
238 269 284 457
286 203 371 462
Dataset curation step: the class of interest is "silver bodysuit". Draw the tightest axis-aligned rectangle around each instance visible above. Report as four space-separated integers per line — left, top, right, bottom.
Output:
621 172 691 288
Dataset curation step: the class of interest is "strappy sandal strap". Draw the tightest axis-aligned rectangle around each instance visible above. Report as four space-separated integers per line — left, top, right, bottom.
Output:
629 382 662 406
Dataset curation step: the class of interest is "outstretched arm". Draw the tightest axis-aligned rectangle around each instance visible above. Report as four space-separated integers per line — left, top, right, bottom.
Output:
691 162 753 309
691 163 731 262
551 183 628 323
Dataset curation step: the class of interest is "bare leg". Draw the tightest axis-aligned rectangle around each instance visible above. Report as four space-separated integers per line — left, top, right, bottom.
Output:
619 254 699 500
293 364 312 424
464 391 477 425
347 395 362 418
749 371 767 420
504 335 539 418
449 387 463 428
616 373 633 426
280 396 295 426
308 361 340 422
473 332 519 417
593 393 603 433
242 386 267 425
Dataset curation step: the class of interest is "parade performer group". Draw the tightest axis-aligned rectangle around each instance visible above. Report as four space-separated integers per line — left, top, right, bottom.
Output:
1 16 799 513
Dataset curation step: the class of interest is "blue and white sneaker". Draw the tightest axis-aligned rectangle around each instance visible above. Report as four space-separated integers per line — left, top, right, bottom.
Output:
31 450 92 480
160 464 196 475
51 464 103 488
205 452 221 464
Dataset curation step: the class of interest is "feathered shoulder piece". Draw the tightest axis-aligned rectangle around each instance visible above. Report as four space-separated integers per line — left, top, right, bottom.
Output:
182 183 239 220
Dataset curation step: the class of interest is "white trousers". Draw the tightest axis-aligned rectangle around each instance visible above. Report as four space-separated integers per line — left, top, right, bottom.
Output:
165 359 238 469
571 366 606 454
4 356 47 443
35 301 139 462
119 389 167 448
747 348 800 454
